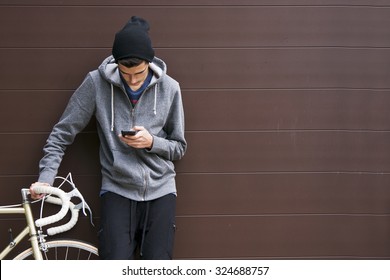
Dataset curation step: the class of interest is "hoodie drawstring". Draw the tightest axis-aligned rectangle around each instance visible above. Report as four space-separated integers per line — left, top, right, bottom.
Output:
153 83 157 116
139 201 150 257
129 200 150 258
111 84 115 132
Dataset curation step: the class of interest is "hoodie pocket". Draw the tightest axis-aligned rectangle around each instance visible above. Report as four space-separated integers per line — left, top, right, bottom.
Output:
111 149 144 186
144 153 174 181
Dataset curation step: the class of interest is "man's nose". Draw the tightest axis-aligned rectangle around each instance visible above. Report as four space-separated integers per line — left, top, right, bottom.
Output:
130 75 138 83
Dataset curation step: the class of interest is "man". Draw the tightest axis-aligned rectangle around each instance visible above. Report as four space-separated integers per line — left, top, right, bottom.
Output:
30 16 187 259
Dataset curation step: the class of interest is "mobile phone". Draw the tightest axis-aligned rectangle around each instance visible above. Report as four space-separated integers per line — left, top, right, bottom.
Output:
121 130 138 136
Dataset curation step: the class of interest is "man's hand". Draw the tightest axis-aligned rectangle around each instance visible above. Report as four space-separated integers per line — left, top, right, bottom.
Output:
119 126 154 149
30 182 50 200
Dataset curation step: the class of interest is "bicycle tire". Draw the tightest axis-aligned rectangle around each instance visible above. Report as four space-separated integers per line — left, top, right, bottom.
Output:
13 239 99 260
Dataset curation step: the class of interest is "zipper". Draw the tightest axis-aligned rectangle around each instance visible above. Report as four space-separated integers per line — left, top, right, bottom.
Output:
121 85 151 200
128 97 148 200
127 87 150 128
131 107 135 127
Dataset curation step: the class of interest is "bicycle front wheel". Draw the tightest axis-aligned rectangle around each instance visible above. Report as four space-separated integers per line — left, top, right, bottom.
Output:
14 239 99 260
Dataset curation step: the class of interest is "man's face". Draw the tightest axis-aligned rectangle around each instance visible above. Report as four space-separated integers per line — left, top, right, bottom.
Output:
118 61 149 91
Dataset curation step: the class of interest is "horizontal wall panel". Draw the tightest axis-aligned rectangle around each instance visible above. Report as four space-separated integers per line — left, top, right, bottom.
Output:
176 173 390 215
165 48 390 90
2 89 390 133
0 49 107 90
2 0 390 7
2 6 390 48
0 133 100 176
0 91 72 133
1 49 389 90
178 131 390 173
0 91 97 133
174 215 390 259
184 89 390 131
1 131 390 175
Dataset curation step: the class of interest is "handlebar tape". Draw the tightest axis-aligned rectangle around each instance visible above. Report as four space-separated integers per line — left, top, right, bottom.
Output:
32 185 71 230
43 196 80 236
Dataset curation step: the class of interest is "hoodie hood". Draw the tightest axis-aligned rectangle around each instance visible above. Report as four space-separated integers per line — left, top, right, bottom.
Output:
98 55 167 86
98 55 167 131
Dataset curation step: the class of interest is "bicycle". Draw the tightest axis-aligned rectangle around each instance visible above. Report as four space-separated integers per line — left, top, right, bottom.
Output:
0 174 99 260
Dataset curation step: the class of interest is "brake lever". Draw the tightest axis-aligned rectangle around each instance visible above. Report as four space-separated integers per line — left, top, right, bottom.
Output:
67 188 95 227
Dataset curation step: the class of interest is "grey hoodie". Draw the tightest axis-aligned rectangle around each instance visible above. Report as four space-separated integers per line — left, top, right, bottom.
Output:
38 56 187 201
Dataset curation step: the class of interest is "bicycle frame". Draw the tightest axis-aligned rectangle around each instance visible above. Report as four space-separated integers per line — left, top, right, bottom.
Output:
0 189 43 260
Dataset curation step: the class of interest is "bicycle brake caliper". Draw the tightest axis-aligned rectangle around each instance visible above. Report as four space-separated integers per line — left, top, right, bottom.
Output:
37 230 48 252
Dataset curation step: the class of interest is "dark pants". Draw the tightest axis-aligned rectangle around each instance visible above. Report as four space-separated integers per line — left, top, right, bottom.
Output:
98 192 176 260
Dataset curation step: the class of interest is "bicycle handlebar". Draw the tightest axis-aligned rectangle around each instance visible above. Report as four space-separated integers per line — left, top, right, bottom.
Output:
32 185 71 232
43 196 79 236
30 184 93 236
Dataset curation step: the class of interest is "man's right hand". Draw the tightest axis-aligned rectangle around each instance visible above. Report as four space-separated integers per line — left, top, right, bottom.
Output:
29 182 50 200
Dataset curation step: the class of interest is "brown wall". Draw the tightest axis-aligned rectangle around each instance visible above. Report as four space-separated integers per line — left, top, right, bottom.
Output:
1 0 390 259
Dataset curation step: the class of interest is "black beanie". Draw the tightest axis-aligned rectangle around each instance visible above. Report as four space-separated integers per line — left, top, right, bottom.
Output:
112 16 155 62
